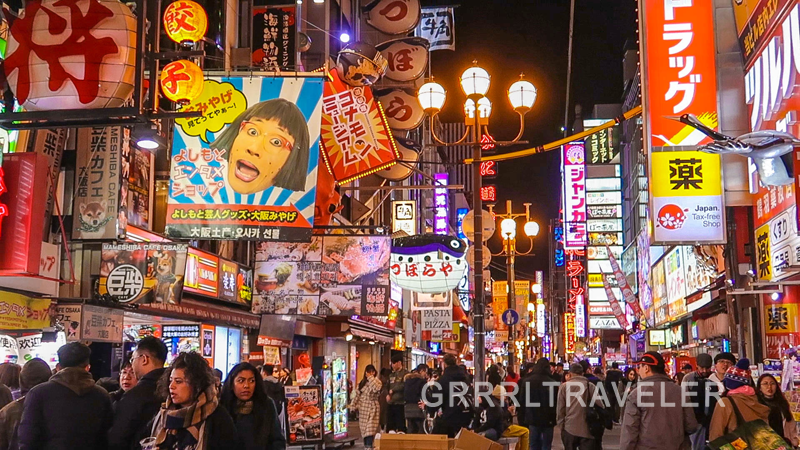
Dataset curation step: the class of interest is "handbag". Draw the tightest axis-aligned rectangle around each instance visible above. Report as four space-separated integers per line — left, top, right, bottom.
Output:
584 383 612 437
707 397 792 450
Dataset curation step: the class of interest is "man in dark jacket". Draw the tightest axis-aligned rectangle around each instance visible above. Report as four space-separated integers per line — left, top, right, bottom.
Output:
404 364 429 434
0 358 51 450
428 354 472 438
604 362 625 423
261 364 286 416
18 342 113 450
386 354 408 432
519 358 558 450
108 336 168 450
475 385 510 441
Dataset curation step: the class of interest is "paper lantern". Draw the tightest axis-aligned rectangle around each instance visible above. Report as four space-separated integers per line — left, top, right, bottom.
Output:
376 37 429 82
4 0 137 111
390 234 468 294
364 0 421 35
376 135 420 181
163 0 208 45
375 88 425 130
160 60 204 103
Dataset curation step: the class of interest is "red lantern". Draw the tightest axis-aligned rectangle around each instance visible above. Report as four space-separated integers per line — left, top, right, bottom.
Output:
163 0 208 45
160 60 204 103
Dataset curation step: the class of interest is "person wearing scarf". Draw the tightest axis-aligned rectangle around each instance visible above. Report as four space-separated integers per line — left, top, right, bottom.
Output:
756 374 798 446
220 363 285 450
709 358 771 441
143 352 239 450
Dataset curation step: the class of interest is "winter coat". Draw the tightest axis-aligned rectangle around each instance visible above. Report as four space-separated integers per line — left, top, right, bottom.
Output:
262 377 286 413
108 367 167 450
403 372 426 420
430 365 472 424
556 375 596 439
0 397 24 450
350 377 382 437
474 396 509 437
231 398 286 450
143 405 241 450
619 373 698 450
18 367 113 450
387 368 408 405
681 371 718 428
708 393 771 441
604 369 624 403
519 370 558 428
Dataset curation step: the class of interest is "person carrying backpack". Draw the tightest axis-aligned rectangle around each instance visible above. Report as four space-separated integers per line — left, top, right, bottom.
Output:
681 353 716 450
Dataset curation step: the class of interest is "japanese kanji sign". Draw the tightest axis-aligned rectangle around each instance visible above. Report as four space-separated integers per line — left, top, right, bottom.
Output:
640 0 719 147
651 150 725 244
99 242 189 304
167 76 323 241
73 127 121 240
184 247 219 298
416 7 455 51
252 5 295 71
81 305 123 343
0 294 52 331
433 173 448 235
562 142 587 249
252 236 390 316
321 69 399 184
586 126 619 165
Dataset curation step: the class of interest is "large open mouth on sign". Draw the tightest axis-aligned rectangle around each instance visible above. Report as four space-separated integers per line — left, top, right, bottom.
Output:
235 159 260 183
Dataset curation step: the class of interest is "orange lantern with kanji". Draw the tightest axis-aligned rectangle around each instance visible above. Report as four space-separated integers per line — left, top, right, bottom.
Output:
160 60 204 103
163 0 207 45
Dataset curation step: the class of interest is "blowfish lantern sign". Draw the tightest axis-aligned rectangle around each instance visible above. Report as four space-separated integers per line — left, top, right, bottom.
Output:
164 0 208 45
160 59 204 103
4 0 137 111
391 234 468 293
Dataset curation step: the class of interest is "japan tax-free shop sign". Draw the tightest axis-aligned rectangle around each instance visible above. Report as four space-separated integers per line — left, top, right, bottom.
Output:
166 76 323 241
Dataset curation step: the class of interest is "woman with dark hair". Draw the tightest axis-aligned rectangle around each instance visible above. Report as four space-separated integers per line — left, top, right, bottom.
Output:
213 98 311 194
0 365 20 401
350 365 381 450
756 373 798 445
142 352 239 450
622 367 638 399
220 363 285 450
487 364 502 387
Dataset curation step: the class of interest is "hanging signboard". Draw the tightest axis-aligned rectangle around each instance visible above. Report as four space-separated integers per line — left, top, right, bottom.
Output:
415 7 455 51
392 200 416 235
433 173 448 235
364 0 421 35
607 245 644 320
168 76 323 241
602 274 630 330
252 5 296 71
562 142 586 249
54 304 82 341
376 37 430 82
375 88 425 131
99 243 189 304
73 127 122 240
421 308 452 332
123 136 154 231
219 259 238 302
390 234 468 293
320 69 399 184
81 305 123 343
252 236 390 315
185 248 219 298
586 126 619 165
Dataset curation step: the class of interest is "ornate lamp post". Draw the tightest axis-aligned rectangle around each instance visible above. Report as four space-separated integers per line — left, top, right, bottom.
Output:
417 63 536 384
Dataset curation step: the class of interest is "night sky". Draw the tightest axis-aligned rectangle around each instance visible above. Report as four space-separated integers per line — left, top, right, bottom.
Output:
424 0 638 280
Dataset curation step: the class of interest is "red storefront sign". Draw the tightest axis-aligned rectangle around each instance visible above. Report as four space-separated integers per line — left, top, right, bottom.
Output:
185 248 219 297
0 153 48 274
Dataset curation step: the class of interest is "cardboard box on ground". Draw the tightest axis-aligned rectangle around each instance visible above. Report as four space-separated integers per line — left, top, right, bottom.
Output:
375 428 502 450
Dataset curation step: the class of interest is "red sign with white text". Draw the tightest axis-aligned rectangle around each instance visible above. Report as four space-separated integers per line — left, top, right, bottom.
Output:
184 248 219 297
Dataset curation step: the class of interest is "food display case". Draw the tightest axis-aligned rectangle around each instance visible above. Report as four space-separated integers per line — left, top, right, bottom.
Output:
332 357 348 439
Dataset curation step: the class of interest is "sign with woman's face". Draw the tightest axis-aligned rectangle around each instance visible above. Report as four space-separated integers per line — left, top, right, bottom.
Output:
167 76 324 242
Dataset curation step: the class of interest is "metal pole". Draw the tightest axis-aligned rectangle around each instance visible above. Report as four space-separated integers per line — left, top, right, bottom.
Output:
507 233 517 373
472 100 486 386
563 0 576 137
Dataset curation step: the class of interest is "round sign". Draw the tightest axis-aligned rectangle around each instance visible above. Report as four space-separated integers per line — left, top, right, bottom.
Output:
466 245 491 269
462 209 496 242
106 264 144 302
502 309 519 326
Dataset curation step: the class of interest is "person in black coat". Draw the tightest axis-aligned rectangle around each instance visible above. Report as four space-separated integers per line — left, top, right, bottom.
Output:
259 365 286 416
518 358 558 450
403 364 429 434
603 362 625 423
221 363 286 450
108 336 169 450
428 354 472 438
18 342 113 450
474 385 509 441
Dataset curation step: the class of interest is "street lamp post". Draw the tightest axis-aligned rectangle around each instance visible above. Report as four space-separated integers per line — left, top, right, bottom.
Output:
494 200 539 372
417 64 536 385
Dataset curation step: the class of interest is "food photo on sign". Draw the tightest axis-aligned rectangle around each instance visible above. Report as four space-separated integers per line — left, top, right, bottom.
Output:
251 236 390 315
167 76 324 242
99 243 189 304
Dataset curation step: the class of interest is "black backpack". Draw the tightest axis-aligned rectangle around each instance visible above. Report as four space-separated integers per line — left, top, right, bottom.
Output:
584 383 613 437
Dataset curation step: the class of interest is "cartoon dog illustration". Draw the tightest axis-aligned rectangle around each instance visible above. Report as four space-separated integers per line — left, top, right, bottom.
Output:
153 251 178 304
76 200 112 239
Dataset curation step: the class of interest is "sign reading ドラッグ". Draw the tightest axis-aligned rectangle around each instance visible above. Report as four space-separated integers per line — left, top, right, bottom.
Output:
168 76 323 241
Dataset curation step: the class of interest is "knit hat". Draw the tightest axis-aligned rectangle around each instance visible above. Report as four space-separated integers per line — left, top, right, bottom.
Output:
723 358 752 391
491 384 505 398
20 358 52 392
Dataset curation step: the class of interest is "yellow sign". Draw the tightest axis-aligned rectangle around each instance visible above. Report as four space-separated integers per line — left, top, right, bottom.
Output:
765 303 799 334
492 281 508 297
432 324 460 343
0 294 52 330
755 222 771 281
175 79 248 143
262 346 281 365
652 151 722 198
588 273 604 288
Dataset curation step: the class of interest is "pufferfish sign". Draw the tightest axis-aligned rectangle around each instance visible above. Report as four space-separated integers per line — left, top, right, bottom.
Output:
390 234 468 294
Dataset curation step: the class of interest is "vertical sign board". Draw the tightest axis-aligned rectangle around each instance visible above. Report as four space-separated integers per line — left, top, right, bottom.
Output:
73 127 121 240
252 5 296 71
565 249 587 338
641 0 725 245
392 200 416 235
434 173 448 235
33 129 66 234
415 7 455 51
562 142 586 249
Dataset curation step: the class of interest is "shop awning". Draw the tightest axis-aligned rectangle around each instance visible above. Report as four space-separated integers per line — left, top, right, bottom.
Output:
138 298 260 329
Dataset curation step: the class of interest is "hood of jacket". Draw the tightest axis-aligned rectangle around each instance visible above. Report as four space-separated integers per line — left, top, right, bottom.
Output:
443 365 467 382
728 392 771 418
51 367 96 396
404 371 426 381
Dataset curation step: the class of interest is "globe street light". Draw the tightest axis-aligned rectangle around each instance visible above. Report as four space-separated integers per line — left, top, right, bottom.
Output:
416 62 535 384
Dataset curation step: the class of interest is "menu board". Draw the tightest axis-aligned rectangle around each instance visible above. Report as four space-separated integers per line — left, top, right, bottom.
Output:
332 357 348 438
252 236 390 316
286 385 323 445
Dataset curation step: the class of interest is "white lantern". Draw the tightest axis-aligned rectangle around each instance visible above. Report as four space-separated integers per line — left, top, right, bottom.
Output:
418 82 446 112
508 80 537 111
460 65 490 96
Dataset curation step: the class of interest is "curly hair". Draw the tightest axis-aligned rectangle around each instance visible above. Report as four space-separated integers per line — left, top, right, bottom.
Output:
157 352 215 401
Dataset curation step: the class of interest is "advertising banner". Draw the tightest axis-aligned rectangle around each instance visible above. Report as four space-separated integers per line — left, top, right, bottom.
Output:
32 129 66 229
492 281 509 339
185 248 219 298
54 304 81 341
733 0 792 67
607 245 644 320
651 150 725 244
637 229 653 326
665 246 688 321
251 236 390 316
602 274 630 330
416 7 455 51
755 205 800 281
122 135 154 231
99 243 189 304
81 305 123 343
0 294 51 330
168 76 323 241
562 142 587 249
252 5 296 71
652 259 668 326
73 127 121 240
683 245 724 295
285 385 323 445
586 126 619 165
320 69 398 184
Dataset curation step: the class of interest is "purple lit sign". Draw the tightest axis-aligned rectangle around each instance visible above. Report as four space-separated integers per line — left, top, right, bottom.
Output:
434 173 448 235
